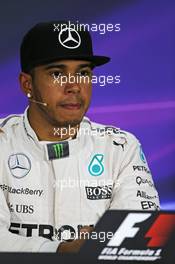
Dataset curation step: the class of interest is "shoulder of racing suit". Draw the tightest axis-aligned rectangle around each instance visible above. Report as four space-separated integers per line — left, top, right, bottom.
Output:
0 113 140 152
0 114 22 139
84 117 139 149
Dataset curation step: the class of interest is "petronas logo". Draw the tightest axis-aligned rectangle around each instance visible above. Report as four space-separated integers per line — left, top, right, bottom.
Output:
53 144 64 158
88 154 104 176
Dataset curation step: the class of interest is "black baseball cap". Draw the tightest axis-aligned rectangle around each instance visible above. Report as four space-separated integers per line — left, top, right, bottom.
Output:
20 21 111 73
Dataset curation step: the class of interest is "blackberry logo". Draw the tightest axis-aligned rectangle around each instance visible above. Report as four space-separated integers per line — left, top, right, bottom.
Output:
0 184 43 197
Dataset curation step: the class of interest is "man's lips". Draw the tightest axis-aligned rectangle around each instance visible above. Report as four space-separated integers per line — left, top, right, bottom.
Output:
60 103 82 110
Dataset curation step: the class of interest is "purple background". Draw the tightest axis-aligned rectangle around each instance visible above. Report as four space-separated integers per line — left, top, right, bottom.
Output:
0 0 174 209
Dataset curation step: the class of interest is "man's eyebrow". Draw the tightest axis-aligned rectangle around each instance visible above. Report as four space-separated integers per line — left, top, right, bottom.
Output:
44 63 94 70
44 64 66 70
77 63 94 69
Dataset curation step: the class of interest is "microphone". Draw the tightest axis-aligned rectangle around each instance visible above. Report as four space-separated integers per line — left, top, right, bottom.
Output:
29 99 48 107
27 93 47 106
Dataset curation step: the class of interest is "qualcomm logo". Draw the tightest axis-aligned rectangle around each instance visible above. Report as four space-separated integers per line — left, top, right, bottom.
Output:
88 154 104 176
58 26 81 49
8 153 31 179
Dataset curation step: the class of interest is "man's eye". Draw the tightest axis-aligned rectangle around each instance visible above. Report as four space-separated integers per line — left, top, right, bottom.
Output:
51 71 62 78
77 70 92 76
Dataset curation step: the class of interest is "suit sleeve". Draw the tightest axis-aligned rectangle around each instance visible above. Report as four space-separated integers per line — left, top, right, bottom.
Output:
109 135 160 210
0 184 60 252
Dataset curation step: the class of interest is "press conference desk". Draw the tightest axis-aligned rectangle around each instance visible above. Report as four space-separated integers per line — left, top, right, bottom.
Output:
0 253 168 264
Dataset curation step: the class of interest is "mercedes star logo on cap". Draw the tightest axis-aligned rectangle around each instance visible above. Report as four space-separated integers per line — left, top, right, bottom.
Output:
58 26 81 49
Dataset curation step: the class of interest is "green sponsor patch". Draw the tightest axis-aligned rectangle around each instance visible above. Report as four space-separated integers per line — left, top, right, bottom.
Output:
47 142 69 160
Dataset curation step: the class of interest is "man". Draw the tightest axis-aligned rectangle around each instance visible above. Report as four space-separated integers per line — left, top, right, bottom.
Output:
0 21 160 252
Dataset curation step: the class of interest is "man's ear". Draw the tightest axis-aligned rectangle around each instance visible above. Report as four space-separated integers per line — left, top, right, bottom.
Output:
19 72 33 96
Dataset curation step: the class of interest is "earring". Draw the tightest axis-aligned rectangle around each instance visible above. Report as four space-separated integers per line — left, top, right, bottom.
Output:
27 93 31 98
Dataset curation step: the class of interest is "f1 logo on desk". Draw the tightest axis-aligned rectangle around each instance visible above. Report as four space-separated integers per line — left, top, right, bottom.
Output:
96 211 175 262
107 213 175 247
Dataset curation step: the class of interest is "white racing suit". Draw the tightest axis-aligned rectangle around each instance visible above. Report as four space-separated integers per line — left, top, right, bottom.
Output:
0 108 160 252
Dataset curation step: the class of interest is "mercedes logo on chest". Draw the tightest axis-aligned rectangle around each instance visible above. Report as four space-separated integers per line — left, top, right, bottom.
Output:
8 153 31 179
58 26 81 49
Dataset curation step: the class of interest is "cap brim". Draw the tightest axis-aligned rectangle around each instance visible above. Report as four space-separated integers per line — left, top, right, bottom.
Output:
90 56 111 66
25 55 110 72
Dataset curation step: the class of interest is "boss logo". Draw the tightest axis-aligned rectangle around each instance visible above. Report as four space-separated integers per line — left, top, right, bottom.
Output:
85 185 112 200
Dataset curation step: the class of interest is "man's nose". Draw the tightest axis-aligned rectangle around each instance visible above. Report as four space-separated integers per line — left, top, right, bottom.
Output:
64 80 81 94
